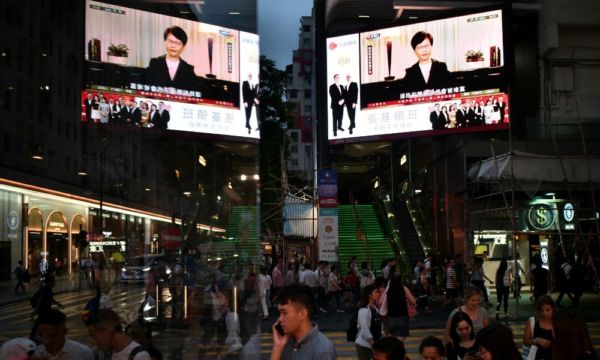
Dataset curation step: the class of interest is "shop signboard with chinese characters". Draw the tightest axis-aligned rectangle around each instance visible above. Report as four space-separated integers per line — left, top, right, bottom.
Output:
318 169 338 262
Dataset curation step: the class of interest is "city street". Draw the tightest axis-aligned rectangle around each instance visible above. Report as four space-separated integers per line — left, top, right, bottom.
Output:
2 274 600 359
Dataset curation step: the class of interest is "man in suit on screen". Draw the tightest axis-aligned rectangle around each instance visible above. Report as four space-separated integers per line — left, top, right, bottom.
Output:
242 73 260 134
344 74 358 134
329 74 345 136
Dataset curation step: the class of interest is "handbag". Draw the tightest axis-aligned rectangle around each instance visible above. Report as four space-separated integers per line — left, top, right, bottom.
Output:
522 317 538 360
379 281 390 316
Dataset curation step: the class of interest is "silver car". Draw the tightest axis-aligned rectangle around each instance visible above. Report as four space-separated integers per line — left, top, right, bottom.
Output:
120 254 165 283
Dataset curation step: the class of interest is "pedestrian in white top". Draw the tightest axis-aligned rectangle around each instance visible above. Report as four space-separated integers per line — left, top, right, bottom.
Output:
258 266 272 319
87 309 151 360
355 284 382 360
36 309 94 360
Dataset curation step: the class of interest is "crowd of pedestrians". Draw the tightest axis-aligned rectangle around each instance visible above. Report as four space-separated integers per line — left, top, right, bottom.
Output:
1 251 599 359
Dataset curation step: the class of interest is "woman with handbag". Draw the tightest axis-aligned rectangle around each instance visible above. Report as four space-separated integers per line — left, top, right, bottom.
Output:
522 295 555 360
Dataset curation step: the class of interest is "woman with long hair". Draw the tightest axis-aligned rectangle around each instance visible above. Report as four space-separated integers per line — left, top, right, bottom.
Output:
354 284 382 360
476 323 521 360
552 308 597 360
523 295 555 360
495 259 511 320
386 274 415 341
446 311 477 360
444 287 488 344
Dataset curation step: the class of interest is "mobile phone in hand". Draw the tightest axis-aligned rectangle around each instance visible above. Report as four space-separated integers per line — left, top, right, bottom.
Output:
275 322 285 336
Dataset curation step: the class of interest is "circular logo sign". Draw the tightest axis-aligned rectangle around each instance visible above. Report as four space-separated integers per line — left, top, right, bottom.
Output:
7 210 19 230
540 248 549 265
527 203 555 231
563 203 575 222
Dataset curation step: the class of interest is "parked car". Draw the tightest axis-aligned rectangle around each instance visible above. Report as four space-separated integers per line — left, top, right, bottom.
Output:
120 254 166 283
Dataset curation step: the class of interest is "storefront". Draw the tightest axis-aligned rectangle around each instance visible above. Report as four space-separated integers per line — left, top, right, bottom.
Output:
472 195 579 285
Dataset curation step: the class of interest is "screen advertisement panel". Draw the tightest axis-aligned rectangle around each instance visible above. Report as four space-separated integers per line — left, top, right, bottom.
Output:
83 0 259 140
327 9 509 143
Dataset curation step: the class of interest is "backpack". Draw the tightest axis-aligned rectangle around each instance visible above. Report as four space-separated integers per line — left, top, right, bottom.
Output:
346 309 359 341
128 345 151 360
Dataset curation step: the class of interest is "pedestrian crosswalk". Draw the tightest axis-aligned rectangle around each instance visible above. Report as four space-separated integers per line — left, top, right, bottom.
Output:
2 287 600 359
0 287 146 343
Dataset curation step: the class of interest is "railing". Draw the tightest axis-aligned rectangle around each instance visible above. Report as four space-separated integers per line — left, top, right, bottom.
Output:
350 197 374 272
372 196 412 280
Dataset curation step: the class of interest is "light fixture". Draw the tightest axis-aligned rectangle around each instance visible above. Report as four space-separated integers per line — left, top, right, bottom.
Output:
144 188 151 192
415 189 422 194
198 155 207 167
228 181 232 189
400 154 407 166
545 192 556 197
374 180 379 189
183 191 191 197
358 15 370 18
240 174 247 181
42 53 47 57
409 16 419 19
31 146 44 160
253 174 259 180
229 11 240 15
77 171 88 176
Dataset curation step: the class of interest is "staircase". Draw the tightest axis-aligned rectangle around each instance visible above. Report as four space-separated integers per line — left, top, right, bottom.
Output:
338 205 394 273
222 206 259 259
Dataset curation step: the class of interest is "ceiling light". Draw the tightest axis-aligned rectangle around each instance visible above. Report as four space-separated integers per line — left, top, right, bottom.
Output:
240 174 247 181
229 11 240 15
32 154 44 160
77 171 88 176
253 174 259 180
198 155 207 167
183 191 191 197
358 15 370 18
144 188 151 192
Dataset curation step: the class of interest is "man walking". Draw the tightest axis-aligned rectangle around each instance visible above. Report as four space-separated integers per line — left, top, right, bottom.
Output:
13 260 26 293
271 284 337 360
36 309 94 360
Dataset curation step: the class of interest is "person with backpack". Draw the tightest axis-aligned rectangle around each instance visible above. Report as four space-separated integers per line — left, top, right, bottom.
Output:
86 309 151 360
354 284 382 360
13 260 26 293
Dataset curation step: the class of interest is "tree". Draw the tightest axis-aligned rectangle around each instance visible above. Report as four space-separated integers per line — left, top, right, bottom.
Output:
258 56 295 230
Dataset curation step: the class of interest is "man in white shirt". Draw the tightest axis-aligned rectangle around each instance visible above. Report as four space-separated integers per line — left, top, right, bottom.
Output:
36 309 94 360
301 263 318 289
87 309 151 360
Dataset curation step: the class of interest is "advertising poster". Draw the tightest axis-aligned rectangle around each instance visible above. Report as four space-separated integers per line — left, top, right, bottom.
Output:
82 0 259 140
318 169 338 262
327 9 509 143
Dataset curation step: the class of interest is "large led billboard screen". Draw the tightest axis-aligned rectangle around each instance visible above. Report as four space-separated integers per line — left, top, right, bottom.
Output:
326 8 509 143
83 0 260 141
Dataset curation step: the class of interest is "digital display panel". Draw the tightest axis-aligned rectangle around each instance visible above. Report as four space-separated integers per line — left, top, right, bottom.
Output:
83 0 260 141
326 8 509 143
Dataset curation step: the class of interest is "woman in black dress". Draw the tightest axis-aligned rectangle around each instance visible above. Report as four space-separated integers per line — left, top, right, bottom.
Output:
523 295 555 360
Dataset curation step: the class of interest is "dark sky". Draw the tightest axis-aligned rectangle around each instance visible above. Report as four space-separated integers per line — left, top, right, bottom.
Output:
258 0 313 69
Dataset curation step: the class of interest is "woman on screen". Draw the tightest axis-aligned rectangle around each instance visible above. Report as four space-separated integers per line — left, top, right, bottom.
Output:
98 97 110 124
447 103 458 128
139 101 151 127
473 101 483 126
91 95 101 123
483 100 494 125
402 31 450 92
146 26 198 92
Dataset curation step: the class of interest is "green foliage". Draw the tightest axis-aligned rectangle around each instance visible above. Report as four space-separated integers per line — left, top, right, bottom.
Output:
258 56 295 228
107 44 129 57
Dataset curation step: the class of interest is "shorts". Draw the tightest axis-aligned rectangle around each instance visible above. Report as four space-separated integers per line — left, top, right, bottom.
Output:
387 316 409 337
